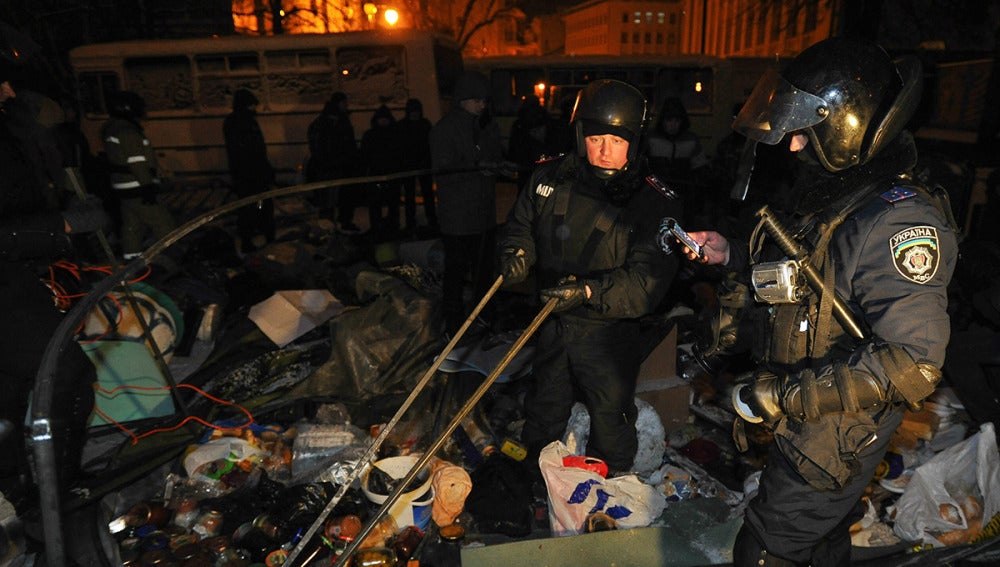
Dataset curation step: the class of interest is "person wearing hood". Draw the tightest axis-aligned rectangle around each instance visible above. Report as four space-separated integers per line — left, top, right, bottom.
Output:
396 97 436 234
682 38 958 566
647 97 711 222
430 71 504 336
306 92 361 233
360 103 402 238
223 88 276 252
497 79 682 479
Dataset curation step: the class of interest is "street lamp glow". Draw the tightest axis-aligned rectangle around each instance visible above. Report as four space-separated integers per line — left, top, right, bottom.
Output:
363 2 378 22
384 9 399 26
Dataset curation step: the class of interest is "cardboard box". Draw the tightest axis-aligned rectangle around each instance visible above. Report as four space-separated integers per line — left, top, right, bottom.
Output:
636 326 690 433
248 290 344 347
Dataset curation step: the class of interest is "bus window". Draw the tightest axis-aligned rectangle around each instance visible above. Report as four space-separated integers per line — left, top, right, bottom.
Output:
197 53 262 110
78 72 120 116
124 56 194 112
601 68 628 83
433 40 463 99
266 50 334 107
654 67 713 115
336 45 406 109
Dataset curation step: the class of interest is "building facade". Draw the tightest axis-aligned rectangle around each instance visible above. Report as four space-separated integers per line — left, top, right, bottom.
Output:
679 0 838 58
563 0 685 56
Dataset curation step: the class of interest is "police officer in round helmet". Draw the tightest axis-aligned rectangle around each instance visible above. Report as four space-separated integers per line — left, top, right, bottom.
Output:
499 79 683 477
683 37 959 566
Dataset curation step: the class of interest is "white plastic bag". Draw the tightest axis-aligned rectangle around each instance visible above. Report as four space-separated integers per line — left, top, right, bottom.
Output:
539 440 667 537
893 422 1000 546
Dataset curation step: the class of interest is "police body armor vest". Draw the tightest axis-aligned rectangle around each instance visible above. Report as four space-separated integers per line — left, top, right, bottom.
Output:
752 179 956 372
532 159 631 289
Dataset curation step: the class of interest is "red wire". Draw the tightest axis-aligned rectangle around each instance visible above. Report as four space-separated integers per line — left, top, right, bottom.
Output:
93 382 256 445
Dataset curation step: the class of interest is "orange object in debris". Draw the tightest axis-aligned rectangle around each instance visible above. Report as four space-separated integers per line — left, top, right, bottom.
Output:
562 455 608 477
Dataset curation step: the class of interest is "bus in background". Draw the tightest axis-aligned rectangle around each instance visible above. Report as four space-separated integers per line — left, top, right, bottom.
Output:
465 54 735 157
69 29 464 186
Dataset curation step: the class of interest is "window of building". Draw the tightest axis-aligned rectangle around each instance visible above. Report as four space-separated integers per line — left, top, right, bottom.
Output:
744 12 754 49
633 32 640 43
656 32 663 44
757 7 768 43
634 12 641 24
805 3 818 32
669 13 676 25
787 8 798 36
658 12 665 24
645 32 651 44
623 12 629 23
771 7 781 41
622 32 628 43
646 12 652 24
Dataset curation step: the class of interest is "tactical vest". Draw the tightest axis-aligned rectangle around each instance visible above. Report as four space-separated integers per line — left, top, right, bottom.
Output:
751 179 957 372
530 159 631 289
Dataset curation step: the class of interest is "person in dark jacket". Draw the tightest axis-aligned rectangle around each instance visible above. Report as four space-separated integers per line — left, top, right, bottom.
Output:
498 79 682 476
647 97 711 222
683 38 958 566
396 98 436 233
507 95 551 194
306 92 361 232
223 88 276 252
360 104 401 238
430 71 505 336
1 63 102 497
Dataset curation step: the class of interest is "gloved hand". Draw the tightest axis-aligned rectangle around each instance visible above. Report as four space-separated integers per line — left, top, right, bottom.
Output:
140 183 158 204
499 247 528 284
540 277 591 312
61 194 110 234
731 371 784 425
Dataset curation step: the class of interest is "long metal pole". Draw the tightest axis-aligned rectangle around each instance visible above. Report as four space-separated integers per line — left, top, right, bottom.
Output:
283 275 507 565
326 298 558 567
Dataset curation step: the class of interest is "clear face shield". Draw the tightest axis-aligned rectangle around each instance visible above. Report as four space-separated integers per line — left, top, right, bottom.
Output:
729 69 830 200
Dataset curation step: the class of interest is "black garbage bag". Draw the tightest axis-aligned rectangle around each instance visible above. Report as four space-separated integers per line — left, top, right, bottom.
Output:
288 269 443 403
464 454 533 537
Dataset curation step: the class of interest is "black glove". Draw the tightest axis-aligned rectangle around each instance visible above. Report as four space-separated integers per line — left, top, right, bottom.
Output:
540 278 590 312
731 371 784 425
62 195 110 234
499 247 529 284
140 183 158 204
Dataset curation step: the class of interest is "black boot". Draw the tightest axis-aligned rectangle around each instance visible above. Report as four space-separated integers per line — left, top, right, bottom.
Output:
733 525 800 567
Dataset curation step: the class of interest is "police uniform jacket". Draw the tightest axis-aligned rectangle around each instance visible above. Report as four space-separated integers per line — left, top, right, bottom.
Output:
501 153 682 321
728 133 958 416
101 116 159 195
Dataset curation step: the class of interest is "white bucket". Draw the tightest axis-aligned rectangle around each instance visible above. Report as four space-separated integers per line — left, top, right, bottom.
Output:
361 455 434 532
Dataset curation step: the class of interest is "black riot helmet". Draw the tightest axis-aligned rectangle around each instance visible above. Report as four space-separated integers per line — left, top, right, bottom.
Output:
107 90 146 121
571 79 649 178
733 37 922 173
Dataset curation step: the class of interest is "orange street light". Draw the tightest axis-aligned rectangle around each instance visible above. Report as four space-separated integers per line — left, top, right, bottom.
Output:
363 2 378 24
384 8 399 26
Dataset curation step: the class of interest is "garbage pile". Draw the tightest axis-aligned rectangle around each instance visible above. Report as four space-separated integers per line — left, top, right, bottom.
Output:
18 212 1000 566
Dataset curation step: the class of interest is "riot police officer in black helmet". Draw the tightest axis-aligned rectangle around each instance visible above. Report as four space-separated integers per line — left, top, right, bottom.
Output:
680 38 959 566
499 79 683 477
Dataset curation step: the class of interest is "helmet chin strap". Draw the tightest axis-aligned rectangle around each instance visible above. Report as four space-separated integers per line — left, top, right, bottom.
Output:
590 165 620 180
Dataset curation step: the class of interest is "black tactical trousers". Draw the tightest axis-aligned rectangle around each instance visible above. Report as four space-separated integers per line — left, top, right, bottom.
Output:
738 405 904 566
521 316 641 471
